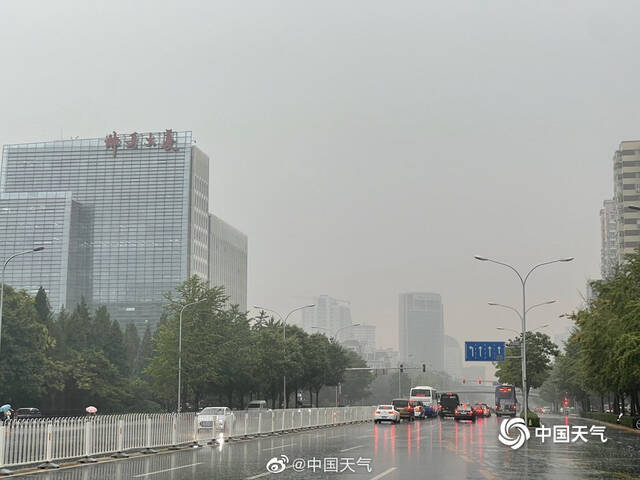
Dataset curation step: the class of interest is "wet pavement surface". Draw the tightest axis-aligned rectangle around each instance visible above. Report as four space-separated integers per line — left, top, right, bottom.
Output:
7 414 640 479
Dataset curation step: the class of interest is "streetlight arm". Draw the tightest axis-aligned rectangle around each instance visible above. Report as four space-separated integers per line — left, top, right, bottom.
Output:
525 300 556 314
284 304 314 323
523 259 573 285
483 258 525 285
3 249 40 269
489 302 523 320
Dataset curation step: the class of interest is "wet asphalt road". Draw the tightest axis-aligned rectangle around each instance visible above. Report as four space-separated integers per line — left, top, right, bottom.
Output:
7 414 640 480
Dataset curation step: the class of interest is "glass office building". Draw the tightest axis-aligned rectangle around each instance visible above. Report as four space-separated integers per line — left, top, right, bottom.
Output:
1 130 246 331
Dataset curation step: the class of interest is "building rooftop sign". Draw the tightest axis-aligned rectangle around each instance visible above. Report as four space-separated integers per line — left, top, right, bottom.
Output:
105 129 179 156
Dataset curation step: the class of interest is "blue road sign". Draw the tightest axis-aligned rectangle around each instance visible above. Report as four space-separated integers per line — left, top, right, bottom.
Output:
464 341 506 362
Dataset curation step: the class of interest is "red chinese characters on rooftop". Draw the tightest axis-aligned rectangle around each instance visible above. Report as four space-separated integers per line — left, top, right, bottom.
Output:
104 131 121 156
104 130 180 155
125 132 139 149
161 129 179 152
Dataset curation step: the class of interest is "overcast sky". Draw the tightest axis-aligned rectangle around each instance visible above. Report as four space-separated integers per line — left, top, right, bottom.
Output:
1 1 638 352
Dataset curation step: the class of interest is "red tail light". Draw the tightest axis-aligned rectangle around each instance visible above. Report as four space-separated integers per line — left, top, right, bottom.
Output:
375 410 380 414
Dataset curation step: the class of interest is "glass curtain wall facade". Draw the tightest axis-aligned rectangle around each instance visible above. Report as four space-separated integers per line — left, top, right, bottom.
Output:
0 191 91 310
1 131 193 330
399 292 444 371
208 214 248 311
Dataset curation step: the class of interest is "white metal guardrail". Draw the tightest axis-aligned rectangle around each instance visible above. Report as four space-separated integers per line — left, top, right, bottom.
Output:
0 406 373 471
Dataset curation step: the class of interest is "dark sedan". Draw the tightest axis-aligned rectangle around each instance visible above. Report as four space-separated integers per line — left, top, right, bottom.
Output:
454 403 476 422
14 408 42 420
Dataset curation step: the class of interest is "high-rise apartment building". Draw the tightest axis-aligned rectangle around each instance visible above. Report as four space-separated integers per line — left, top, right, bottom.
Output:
600 199 618 279
398 292 444 371
613 141 640 264
300 295 353 342
0 130 247 331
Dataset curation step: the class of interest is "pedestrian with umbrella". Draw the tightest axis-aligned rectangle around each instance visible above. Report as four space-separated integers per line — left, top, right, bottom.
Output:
0 404 12 424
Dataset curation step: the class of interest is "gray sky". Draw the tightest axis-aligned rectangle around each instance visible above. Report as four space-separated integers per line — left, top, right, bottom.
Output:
1 0 638 352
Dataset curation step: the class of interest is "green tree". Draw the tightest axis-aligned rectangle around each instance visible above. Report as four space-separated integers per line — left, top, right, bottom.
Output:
34 286 53 329
123 322 140 376
0 286 50 406
494 332 559 397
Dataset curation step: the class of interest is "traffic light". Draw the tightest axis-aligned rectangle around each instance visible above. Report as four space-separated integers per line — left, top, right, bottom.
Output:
563 396 569 407
477 378 482 384
462 377 466 384
399 364 404 373
422 364 426 372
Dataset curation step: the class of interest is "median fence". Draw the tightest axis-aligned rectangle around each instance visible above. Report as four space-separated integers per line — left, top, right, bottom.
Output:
0 406 373 472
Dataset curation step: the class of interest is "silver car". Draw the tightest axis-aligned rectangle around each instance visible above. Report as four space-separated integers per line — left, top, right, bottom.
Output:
197 406 234 431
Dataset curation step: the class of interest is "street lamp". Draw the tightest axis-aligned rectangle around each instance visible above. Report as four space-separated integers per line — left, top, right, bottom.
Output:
253 304 315 408
312 323 361 406
475 254 573 425
177 298 207 413
0 247 45 355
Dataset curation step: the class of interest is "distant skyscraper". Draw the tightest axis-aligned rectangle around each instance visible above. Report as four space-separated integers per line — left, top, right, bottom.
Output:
300 295 352 341
443 335 462 379
351 324 376 355
209 215 248 311
600 199 617 279
399 292 444 371
613 141 640 264
0 130 247 331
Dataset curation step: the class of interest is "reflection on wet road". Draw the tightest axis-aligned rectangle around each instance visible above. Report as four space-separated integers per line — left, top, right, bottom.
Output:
9 414 640 479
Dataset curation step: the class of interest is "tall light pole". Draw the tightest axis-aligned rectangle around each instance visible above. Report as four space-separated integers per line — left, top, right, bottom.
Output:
254 304 315 408
475 255 573 426
0 247 45 355
177 298 207 413
312 323 361 406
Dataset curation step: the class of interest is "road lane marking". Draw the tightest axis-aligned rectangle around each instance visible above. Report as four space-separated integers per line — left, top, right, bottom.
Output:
369 467 397 480
340 444 365 452
263 443 296 451
246 465 292 479
133 463 203 477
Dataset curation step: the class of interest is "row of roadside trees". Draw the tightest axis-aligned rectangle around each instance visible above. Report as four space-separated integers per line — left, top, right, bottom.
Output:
0 275 372 414
538 250 640 416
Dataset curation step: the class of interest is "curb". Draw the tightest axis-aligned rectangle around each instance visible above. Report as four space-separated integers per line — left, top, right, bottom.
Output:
579 417 640 435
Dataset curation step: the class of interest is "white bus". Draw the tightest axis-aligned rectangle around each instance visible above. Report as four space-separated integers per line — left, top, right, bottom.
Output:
409 386 439 418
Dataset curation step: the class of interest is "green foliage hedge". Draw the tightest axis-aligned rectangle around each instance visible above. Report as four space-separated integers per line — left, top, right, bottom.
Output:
520 410 541 428
582 412 634 428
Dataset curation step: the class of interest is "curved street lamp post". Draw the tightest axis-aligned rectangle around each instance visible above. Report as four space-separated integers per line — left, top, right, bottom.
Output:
312 323 361 406
253 304 315 408
475 255 573 426
177 298 207 413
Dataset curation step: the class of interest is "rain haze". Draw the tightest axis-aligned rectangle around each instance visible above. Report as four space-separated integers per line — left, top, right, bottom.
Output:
1 0 636 355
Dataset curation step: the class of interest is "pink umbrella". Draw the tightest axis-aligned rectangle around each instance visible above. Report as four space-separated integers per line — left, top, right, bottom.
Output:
85 406 97 414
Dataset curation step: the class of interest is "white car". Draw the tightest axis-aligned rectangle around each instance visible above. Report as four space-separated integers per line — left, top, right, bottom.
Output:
374 405 400 424
197 406 234 431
